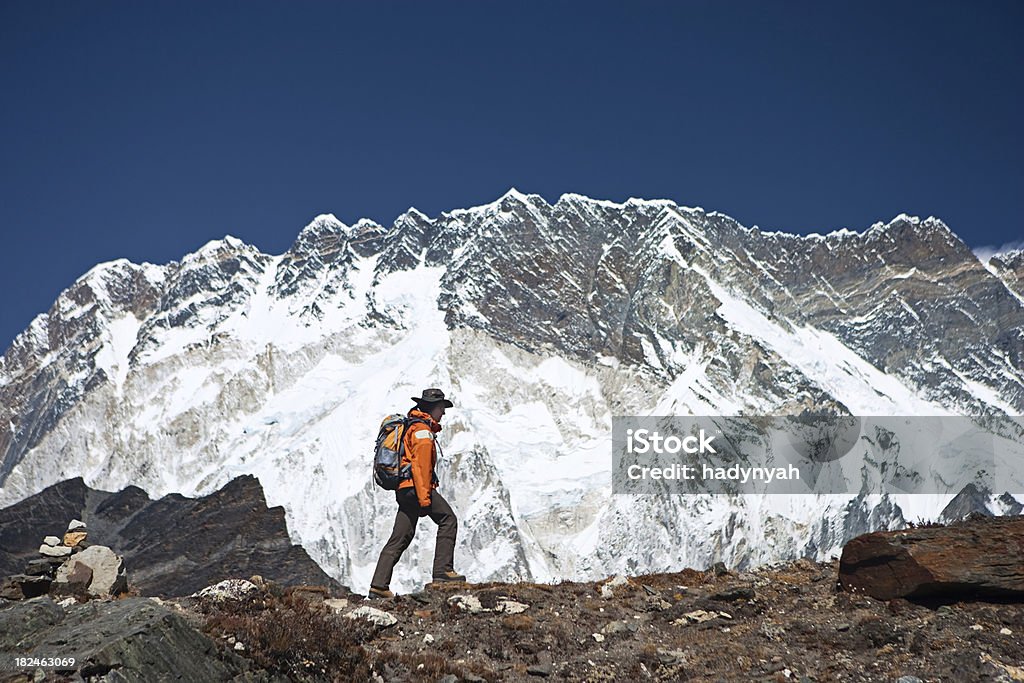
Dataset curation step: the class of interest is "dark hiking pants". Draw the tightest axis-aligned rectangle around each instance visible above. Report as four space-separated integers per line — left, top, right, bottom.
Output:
370 488 457 589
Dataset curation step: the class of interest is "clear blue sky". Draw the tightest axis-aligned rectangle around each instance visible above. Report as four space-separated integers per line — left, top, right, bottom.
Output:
2 0 1021 354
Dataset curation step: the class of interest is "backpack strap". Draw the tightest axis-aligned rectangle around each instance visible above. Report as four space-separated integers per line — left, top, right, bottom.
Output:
402 417 442 486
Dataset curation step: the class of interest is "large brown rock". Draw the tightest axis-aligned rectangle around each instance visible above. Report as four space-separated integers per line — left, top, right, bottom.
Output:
54 559 94 591
838 515 1024 600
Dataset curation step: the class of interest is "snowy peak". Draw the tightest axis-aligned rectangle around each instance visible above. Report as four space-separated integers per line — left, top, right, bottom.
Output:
181 235 253 266
289 214 350 252
1 190 1022 593
302 213 348 234
989 249 1024 301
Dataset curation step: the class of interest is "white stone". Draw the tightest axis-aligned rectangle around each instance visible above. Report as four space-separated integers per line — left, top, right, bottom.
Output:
345 605 398 627
42 536 61 547
67 519 87 531
194 579 259 601
673 609 731 625
971 624 984 631
423 634 434 644
39 544 72 557
68 545 127 596
56 597 78 608
447 594 484 613
1000 627 1013 635
592 633 605 642
495 598 529 614
234 642 245 651
600 574 630 599
324 598 349 614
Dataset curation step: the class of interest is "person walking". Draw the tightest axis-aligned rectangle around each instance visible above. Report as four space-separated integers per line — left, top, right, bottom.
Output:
369 388 465 598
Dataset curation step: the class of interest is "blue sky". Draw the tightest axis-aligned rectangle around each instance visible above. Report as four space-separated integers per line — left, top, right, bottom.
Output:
2 0 1021 353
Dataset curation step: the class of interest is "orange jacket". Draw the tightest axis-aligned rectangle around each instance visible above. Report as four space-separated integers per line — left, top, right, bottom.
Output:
397 409 441 507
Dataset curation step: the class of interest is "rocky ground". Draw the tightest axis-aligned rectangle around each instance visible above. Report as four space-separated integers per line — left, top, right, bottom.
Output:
3 557 1023 682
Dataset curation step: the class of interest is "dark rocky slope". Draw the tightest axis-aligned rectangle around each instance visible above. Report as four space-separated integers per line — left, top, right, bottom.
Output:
0 475 339 597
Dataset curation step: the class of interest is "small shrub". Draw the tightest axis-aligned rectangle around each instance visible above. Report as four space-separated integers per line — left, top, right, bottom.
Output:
501 614 535 631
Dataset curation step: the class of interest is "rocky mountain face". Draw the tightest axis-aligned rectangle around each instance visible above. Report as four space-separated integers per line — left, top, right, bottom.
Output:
0 189 1022 593
990 248 1024 301
0 475 338 596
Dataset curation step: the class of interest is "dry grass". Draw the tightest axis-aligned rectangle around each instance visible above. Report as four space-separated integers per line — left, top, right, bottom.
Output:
199 584 376 681
501 613 535 631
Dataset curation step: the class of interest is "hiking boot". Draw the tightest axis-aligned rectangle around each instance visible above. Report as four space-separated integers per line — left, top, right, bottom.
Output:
367 585 395 599
432 570 467 583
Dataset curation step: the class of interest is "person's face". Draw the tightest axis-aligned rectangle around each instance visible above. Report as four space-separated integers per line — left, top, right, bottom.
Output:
429 404 446 422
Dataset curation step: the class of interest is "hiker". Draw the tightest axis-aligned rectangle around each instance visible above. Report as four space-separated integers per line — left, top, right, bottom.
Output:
369 388 465 598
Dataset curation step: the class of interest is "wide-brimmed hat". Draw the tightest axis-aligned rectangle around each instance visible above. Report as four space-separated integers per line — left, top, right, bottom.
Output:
411 388 454 408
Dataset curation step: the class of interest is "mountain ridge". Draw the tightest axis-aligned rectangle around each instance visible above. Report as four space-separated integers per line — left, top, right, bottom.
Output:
1 189 1021 593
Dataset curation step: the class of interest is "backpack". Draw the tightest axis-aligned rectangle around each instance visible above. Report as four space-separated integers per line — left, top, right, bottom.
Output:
372 414 428 490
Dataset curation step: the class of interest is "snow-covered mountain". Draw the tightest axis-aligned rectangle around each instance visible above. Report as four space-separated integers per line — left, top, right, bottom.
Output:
2 189 1022 592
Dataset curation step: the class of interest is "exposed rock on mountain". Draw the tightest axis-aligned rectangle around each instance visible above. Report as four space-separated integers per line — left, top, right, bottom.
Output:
1 190 1022 593
0 596 281 682
0 475 339 597
989 248 1024 301
838 515 1024 601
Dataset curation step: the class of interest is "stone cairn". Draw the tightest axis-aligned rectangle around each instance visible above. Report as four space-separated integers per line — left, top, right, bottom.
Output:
0 519 128 601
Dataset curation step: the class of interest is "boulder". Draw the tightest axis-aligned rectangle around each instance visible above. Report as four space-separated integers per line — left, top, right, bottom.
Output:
42 536 61 547
839 516 1024 600
55 560 93 590
67 519 87 531
0 574 52 600
0 597 265 680
59 545 127 596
